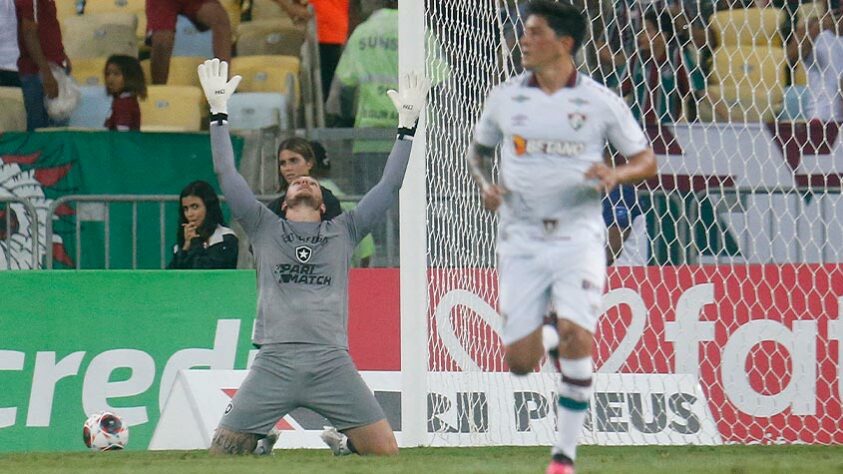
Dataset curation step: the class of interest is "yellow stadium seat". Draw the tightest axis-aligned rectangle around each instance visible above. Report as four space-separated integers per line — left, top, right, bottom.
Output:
793 61 807 86
711 46 787 91
140 85 204 131
231 55 300 104
250 0 288 19
140 56 204 87
55 0 81 29
797 1 827 25
0 87 26 132
70 57 109 87
62 14 138 59
705 46 786 122
702 85 784 122
83 0 147 41
711 8 785 48
236 21 306 56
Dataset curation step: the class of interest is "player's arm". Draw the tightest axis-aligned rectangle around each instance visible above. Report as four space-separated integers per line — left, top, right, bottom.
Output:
354 73 430 232
587 148 657 191
198 59 267 234
467 89 505 211
467 141 505 211
587 99 657 191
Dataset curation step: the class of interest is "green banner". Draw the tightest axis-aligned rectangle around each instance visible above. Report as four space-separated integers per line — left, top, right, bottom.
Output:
0 270 256 452
0 131 243 269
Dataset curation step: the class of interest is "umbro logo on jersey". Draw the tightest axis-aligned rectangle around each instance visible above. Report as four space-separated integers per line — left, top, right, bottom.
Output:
569 98 589 106
295 245 312 263
512 94 530 103
568 112 587 131
512 135 585 157
512 114 529 126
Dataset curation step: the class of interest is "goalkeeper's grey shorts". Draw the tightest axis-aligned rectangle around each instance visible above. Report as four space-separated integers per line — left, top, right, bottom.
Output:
218 343 386 435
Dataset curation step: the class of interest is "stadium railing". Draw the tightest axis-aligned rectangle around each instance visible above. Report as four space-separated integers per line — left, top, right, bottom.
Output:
0 196 40 269
42 193 376 270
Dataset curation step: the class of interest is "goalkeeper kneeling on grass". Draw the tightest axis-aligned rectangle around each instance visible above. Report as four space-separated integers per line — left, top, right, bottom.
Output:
198 58 430 456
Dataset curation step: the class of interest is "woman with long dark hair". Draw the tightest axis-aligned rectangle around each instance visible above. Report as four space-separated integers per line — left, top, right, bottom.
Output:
168 180 238 269
268 137 342 220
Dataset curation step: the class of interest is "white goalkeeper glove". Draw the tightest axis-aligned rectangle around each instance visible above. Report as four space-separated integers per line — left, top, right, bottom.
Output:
387 72 431 137
197 58 242 117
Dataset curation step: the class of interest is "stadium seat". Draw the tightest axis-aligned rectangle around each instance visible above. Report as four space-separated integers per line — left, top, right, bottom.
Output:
250 0 289 19
231 55 300 105
139 85 203 131
0 87 26 132
83 0 147 41
70 57 109 87
68 85 112 129
797 1 826 24
228 92 289 130
711 46 787 91
792 61 807 86
55 0 81 29
62 14 138 59
236 20 306 57
705 46 787 122
172 15 213 58
140 56 204 87
710 8 785 48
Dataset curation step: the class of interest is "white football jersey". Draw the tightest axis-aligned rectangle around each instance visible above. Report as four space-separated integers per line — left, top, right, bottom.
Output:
474 72 648 250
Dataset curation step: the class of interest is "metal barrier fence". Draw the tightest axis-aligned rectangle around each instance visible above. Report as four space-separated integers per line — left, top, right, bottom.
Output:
4 187 839 269
0 196 40 269
43 193 395 270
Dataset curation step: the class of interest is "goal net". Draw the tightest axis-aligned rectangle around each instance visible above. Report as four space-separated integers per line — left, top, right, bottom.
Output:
416 0 843 446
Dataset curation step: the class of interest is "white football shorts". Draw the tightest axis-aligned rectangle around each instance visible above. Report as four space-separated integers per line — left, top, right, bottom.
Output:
497 239 606 345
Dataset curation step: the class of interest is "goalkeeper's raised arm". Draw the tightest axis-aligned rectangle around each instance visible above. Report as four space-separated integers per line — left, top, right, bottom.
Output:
198 58 272 236
353 72 431 233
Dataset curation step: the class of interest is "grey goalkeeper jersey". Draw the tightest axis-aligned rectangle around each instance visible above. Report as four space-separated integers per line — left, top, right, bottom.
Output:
211 123 413 348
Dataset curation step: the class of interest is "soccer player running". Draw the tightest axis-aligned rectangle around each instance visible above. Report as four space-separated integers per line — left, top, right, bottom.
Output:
197 58 429 456
466 2 656 473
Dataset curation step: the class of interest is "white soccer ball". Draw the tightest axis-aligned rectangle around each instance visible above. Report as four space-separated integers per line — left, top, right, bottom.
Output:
82 411 129 451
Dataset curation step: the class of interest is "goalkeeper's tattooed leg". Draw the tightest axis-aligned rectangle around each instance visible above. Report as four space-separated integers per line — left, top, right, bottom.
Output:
209 428 259 455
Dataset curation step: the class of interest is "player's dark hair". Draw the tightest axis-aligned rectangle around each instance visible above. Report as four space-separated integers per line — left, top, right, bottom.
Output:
277 137 317 191
176 180 226 248
526 0 587 54
643 9 676 44
104 54 147 99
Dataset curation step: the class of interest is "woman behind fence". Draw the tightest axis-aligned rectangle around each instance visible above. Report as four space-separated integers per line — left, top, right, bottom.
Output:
168 180 239 269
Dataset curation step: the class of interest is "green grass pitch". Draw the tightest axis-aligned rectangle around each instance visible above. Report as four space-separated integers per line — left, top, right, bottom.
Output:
2 445 842 473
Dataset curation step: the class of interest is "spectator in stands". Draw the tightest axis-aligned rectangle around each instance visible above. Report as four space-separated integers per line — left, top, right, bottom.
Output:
168 180 239 269
272 0 349 98
146 0 231 85
267 137 343 220
1 0 21 88
103 55 147 131
309 140 375 267
15 0 70 130
619 8 703 124
787 7 843 121
327 0 398 194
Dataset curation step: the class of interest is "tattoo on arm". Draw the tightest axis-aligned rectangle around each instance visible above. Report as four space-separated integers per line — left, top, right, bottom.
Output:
209 428 258 455
467 142 496 190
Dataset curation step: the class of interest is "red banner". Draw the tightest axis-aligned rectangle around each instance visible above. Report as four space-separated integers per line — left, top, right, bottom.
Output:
348 265 843 443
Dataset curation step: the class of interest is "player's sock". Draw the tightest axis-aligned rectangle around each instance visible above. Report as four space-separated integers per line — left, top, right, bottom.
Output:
553 356 593 463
